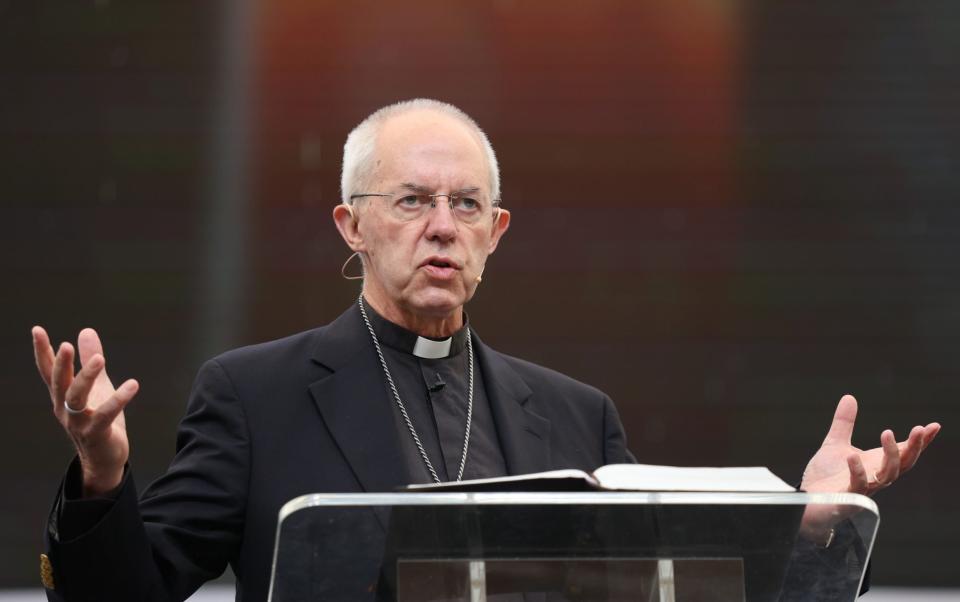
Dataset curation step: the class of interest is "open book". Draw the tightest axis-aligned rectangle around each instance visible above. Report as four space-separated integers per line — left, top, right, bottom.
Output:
406 464 795 493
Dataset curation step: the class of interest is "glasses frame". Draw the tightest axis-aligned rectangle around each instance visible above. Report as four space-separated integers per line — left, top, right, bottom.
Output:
349 192 502 224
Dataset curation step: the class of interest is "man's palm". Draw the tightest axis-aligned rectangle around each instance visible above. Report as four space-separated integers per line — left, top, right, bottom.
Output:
801 395 939 495
33 326 138 496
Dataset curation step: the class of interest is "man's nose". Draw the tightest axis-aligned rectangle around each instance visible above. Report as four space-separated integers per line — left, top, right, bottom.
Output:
424 196 458 240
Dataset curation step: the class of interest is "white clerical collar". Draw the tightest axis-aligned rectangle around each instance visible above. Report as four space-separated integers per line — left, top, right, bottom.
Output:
360 297 469 359
413 336 452 359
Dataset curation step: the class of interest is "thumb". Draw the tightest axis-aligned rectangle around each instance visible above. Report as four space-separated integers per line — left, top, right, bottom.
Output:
89 379 139 430
823 394 858 445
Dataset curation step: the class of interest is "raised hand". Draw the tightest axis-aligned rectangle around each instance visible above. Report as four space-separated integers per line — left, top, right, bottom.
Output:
799 394 940 539
32 326 140 497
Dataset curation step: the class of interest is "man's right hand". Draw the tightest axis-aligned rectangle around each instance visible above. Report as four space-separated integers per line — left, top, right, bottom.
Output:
32 326 140 497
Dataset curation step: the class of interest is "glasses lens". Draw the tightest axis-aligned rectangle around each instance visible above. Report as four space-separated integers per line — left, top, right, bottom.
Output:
384 193 495 224
451 196 485 224
389 194 431 221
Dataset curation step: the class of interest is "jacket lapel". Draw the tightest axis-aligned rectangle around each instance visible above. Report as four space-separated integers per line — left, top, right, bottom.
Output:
307 305 407 493
473 334 552 475
306 306 552 487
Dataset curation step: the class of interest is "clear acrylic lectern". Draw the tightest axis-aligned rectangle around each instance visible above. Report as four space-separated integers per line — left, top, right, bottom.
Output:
268 492 877 602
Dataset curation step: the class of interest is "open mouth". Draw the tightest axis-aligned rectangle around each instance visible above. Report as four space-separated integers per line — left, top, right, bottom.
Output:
421 257 460 279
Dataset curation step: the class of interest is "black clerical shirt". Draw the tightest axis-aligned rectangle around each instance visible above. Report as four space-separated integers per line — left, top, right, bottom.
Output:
363 303 508 484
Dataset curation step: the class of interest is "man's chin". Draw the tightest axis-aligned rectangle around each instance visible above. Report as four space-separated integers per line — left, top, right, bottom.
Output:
405 288 467 317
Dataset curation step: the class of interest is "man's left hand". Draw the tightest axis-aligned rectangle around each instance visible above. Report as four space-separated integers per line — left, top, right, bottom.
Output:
799 394 940 539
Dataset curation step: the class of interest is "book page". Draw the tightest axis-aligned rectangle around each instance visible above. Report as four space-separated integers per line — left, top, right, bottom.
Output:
593 464 795 492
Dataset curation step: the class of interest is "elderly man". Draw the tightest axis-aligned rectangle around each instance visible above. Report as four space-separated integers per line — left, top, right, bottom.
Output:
32 99 939 601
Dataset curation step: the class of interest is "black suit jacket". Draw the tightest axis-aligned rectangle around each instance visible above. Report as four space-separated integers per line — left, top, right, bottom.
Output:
44 304 632 601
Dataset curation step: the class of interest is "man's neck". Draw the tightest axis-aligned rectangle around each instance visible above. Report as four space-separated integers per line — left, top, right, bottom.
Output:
362 292 463 338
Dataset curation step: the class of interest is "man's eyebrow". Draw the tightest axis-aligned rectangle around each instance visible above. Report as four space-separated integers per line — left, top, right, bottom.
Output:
398 182 482 195
399 182 431 193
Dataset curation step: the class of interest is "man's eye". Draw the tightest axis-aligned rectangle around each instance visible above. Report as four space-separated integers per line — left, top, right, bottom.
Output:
397 195 422 207
455 197 481 212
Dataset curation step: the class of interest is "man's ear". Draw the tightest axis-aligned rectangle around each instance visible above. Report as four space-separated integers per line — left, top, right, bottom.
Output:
486 208 511 254
333 203 365 252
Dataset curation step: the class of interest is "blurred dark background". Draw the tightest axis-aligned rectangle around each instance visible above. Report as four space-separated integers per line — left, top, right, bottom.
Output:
1 0 956 589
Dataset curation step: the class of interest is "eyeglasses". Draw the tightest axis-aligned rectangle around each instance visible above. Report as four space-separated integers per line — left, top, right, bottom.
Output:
349 192 501 225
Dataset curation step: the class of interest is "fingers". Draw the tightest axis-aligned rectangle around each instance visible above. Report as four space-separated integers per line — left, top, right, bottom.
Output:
77 328 105 366
88 379 139 429
897 425 925 472
50 342 75 410
875 429 901 484
847 454 869 494
32 326 55 387
921 423 941 450
823 394 858 446
894 421 942 474
63 353 105 416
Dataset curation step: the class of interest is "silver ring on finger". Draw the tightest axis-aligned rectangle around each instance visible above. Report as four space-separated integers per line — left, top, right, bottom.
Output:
64 402 86 415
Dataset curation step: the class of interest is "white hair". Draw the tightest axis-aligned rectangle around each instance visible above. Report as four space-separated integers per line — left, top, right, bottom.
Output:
340 98 500 205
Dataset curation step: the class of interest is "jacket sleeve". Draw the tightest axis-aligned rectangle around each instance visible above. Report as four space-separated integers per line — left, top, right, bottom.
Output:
44 358 250 602
601 394 637 464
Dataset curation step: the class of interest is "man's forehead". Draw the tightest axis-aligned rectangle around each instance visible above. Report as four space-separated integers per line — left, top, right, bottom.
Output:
373 110 489 187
